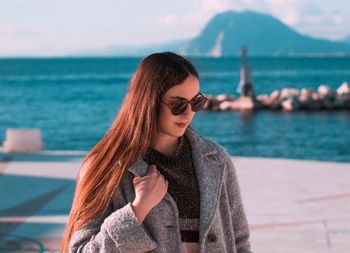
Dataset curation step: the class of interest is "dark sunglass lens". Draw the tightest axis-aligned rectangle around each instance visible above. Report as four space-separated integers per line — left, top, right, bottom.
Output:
192 97 207 111
172 102 188 115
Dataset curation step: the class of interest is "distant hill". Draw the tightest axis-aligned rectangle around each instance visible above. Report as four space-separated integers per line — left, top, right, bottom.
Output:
183 11 350 56
72 39 189 57
75 10 350 57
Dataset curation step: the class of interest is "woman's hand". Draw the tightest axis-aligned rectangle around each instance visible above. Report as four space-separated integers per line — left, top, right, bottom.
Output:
131 164 168 224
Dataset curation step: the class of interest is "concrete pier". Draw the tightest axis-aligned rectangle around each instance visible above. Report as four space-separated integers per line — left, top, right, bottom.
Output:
0 150 349 252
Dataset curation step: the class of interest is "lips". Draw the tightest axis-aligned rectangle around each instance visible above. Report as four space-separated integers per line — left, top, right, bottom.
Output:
175 122 188 128
175 120 189 124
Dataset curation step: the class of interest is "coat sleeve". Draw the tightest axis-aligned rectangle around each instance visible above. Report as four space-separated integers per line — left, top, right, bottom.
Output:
222 149 253 253
68 159 158 253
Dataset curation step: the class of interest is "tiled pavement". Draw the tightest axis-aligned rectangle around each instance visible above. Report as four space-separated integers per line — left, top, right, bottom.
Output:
1 150 349 252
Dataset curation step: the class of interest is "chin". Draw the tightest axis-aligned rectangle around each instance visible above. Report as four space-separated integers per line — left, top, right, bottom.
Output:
161 124 188 137
169 128 186 137
173 131 185 137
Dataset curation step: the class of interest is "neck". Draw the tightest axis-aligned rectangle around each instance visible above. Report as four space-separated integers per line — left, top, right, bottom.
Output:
153 132 181 156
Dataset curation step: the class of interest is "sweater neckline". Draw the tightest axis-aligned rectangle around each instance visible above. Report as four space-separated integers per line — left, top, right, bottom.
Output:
143 135 192 168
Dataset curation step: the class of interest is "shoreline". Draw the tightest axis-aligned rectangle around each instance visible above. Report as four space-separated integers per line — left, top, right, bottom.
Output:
1 148 349 164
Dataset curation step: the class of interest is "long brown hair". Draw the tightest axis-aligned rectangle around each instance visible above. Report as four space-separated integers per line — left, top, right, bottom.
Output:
61 52 199 252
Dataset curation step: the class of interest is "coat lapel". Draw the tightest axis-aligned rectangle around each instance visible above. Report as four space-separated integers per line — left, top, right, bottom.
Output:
184 127 226 247
127 126 226 246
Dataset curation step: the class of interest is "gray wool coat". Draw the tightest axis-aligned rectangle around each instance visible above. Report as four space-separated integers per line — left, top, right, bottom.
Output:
69 127 253 253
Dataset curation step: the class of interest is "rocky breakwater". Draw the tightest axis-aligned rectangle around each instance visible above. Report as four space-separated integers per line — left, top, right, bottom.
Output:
204 82 350 112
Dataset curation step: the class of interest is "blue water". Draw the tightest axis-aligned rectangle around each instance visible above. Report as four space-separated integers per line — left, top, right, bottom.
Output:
0 57 349 162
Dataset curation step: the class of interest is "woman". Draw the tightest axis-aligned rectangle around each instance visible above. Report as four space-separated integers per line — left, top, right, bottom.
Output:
62 52 253 253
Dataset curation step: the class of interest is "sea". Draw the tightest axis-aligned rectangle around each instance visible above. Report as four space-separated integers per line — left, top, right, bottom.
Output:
0 57 349 163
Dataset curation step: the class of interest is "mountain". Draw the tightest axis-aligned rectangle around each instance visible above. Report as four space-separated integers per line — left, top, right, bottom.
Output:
72 39 189 57
184 11 350 56
75 11 350 57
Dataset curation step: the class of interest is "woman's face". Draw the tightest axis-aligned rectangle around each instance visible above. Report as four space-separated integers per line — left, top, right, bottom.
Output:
157 74 200 138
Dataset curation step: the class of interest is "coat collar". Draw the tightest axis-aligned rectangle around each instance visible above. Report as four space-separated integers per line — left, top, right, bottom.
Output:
127 126 226 249
127 126 220 177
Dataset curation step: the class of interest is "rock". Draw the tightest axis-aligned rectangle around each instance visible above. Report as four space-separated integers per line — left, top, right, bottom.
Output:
255 94 271 108
230 97 255 110
270 90 280 99
281 96 300 111
299 88 314 108
311 92 321 101
318 84 335 98
270 103 281 110
270 90 281 106
256 94 269 103
216 94 230 102
317 84 337 109
281 88 299 99
257 94 269 100
256 94 280 109
205 96 219 110
219 101 235 111
333 96 349 108
300 87 313 97
337 82 350 96
298 96 312 108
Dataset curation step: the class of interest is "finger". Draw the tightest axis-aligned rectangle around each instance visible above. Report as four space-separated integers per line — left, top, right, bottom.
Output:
148 164 157 175
133 176 141 183
153 168 161 177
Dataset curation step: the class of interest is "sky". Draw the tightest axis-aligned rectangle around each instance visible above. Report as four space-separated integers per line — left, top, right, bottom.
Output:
0 0 349 57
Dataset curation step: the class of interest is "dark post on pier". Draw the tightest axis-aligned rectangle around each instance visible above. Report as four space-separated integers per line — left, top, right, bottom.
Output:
237 47 255 98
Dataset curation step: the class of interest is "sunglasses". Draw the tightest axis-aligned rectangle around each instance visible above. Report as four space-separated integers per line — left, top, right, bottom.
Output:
161 92 208 116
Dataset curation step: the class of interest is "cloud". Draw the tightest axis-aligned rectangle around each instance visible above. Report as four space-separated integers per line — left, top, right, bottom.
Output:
0 23 16 37
155 0 235 33
155 13 179 27
263 0 319 26
262 1 349 39
0 22 36 38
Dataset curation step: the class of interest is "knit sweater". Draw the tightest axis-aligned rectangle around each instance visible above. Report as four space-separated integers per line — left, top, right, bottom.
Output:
143 135 200 253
